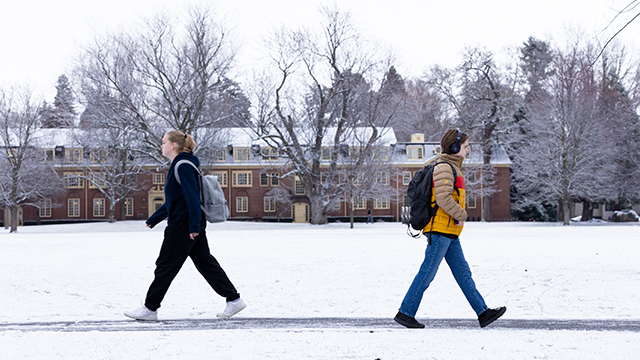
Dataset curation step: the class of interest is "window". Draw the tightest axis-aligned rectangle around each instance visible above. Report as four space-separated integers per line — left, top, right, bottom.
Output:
605 202 615 211
39 198 52 218
114 149 133 161
349 146 363 158
233 147 251 161
406 146 423 160
261 147 278 161
236 196 248 212
353 196 367 210
153 173 165 185
43 149 54 162
375 172 389 185
68 198 80 217
123 198 134 217
65 148 83 163
212 148 226 162
294 176 305 195
232 171 252 187
264 196 276 212
374 196 390 209
63 172 84 189
593 202 600 209
90 149 108 163
467 195 476 209
211 171 228 187
88 173 107 189
321 147 332 161
403 171 412 185
374 147 390 161
260 173 279 187
353 174 365 186
94 198 105 217
127 174 137 187
467 172 476 182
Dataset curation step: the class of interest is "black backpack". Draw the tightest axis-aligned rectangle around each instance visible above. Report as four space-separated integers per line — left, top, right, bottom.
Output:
403 161 457 239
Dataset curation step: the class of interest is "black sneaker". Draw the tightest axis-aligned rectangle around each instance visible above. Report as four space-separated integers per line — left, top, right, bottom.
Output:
478 306 506 328
394 311 425 329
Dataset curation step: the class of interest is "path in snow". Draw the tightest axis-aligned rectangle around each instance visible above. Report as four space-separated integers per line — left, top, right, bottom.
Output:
2 317 639 332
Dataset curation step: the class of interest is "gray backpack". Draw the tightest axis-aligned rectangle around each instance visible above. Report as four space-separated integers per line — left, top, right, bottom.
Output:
174 160 229 223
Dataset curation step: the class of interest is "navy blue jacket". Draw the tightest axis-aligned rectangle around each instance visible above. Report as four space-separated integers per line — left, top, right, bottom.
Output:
146 152 202 233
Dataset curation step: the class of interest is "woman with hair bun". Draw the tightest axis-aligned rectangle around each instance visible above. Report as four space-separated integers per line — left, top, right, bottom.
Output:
125 130 245 320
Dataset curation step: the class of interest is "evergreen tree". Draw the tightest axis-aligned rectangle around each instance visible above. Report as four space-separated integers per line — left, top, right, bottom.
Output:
42 74 76 128
380 66 405 97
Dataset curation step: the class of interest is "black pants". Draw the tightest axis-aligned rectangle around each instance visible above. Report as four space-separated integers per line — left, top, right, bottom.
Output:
144 217 240 311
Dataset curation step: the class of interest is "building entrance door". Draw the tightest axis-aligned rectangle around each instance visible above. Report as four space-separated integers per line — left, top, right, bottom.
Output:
292 202 309 223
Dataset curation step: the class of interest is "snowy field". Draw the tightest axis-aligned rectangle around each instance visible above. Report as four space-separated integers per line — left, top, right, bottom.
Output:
1 220 639 359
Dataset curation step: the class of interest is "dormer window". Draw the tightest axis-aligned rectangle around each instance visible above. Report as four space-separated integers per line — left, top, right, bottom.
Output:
406 146 423 160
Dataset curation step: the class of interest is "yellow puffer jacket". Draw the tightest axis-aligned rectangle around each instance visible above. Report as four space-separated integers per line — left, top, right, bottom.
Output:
422 154 467 237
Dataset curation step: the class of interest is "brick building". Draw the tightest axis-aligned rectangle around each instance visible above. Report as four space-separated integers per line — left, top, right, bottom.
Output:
2 128 511 226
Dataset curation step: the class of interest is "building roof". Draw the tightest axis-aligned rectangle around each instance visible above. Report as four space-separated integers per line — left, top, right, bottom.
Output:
4 127 510 167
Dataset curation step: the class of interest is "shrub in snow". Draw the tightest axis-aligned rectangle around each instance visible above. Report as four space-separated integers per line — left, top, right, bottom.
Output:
611 210 640 222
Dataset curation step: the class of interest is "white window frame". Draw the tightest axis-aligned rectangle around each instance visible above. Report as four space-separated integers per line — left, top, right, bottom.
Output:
236 196 248 212
232 171 252 187
406 146 424 160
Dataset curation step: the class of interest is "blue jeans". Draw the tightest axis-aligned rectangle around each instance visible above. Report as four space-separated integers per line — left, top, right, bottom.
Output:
399 233 488 317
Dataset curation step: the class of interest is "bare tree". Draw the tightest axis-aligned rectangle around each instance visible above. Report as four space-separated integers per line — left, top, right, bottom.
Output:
0 87 63 232
427 47 520 221
65 127 149 223
76 5 245 165
253 6 398 225
394 78 451 142
342 143 398 228
595 0 640 63
265 185 293 222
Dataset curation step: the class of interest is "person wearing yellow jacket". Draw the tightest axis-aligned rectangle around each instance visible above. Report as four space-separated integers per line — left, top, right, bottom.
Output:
394 129 506 329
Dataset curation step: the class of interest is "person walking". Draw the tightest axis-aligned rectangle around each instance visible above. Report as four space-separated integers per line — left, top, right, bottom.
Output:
394 129 505 329
125 131 245 321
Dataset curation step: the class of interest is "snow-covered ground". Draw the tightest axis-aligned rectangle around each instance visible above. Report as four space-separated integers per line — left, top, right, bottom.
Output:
1 220 639 359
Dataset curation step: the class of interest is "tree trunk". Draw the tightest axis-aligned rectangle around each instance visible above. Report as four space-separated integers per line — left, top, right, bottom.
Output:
482 194 492 222
310 198 328 225
109 207 116 223
581 200 593 222
562 200 571 226
10 205 18 233
481 148 494 222
349 200 354 229
558 199 564 223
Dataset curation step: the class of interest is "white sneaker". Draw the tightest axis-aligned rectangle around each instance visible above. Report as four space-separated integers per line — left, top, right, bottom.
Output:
124 305 158 321
216 298 246 318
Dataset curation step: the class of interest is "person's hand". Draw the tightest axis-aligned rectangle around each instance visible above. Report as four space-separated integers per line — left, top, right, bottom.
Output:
456 220 465 227
146 223 151 228
189 232 199 240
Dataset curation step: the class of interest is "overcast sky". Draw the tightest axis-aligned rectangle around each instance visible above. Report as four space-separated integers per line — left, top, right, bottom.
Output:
0 0 638 100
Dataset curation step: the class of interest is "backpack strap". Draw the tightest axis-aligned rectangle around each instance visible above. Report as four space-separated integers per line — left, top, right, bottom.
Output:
174 160 204 204
174 160 202 184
